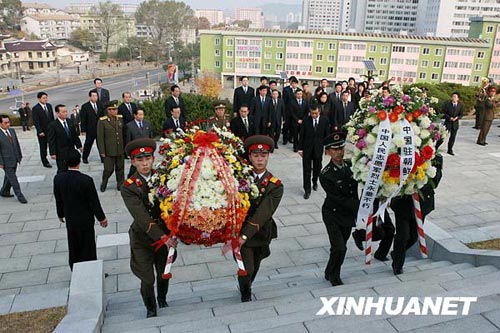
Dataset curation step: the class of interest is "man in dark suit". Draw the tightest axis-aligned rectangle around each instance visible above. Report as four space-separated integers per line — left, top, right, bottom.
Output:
233 76 255 117
53 150 108 270
328 83 343 107
282 76 299 145
48 104 82 173
162 106 186 137
334 91 355 128
290 89 308 152
443 92 464 156
298 105 330 199
0 115 27 203
269 89 284 148
32 91 54 168
249 85 272 135
230 105 254 142
80 91 102 164
118 92 137 125
89 78 110 110
268 81 281 98
126 107 153 177
164 85 186 119
18 102 30 131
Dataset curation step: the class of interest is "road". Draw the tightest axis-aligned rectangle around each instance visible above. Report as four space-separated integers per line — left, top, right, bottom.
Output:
0 67 167 115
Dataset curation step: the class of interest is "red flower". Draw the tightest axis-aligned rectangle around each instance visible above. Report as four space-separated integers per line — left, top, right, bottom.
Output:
387 153 400 168
421 145 434 160
406 114 414 122
184 137 192 143
413 109 422 118
389 112 399 123
378 111 387 121
193 131 219 147
394 105 404 114
389 168 400 178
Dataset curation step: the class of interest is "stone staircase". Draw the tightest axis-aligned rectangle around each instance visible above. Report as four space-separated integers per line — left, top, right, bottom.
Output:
102 251 500 333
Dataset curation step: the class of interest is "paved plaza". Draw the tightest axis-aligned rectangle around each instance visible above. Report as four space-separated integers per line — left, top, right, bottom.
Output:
0 119 500 331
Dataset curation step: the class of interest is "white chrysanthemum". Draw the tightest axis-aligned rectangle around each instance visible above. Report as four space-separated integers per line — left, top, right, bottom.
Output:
365 134 376 144
419 116 431 129
426 165 437 178
419 129 431 139
414 136 422 147
393 136 405 148
365 144 375 157
366 117 378 126
411 123 421 135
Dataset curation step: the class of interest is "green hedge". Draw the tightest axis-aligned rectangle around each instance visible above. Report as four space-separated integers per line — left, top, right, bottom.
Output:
139 93 233 137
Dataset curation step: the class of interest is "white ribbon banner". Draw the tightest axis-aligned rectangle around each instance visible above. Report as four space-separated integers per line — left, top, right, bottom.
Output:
374 119 415 222
356 117 392 228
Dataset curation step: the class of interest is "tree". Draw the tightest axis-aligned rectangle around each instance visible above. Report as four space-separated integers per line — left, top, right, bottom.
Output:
135 0 193 63
0 0 22 33
232 20 252 28
92 0 125 56
69 28 95 51
196 72 221 98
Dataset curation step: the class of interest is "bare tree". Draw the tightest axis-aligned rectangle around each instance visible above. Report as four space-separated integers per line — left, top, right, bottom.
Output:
92 0 125 56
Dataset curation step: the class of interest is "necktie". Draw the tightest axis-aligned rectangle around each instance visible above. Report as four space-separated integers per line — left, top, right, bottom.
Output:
5 130 12 144
175 120 179 128
174 97 179 105
93 104 97 114
299 99 302 106
314 119 318 130
139 121 143 129
274 100 277 109
43 105 48 118
63 121 70 136
244 87 247 93
344 103 348 120
244 118 249 132
254 175 260 183
261 98 265 108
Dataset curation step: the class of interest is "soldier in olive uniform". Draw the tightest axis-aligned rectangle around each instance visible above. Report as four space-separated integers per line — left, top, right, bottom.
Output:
97 101 125 192
207 101 231 129
238 135 283 302
319 132 359 286
121 138 178 318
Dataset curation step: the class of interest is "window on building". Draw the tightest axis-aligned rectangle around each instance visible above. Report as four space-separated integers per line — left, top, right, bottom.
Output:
477 51 485 59
486 26 493 33
381 46 389 53
215 49 220 56
226 50 232 57
226 62 233 68
37 52 42 58
28 52 33 58
287 40 299 47
327 66 334 73
431 73 438 80
264 52 271 59
226 39 234 46
380 58 387 65
38 62 44 68
276 64 283 71
315 66 322 73
215 60 220 67
317 42 324 50
265 40 272 47
433 61 440 68
276 52 283 60
475 63 482 71
29 62 34 69
435 48 443 56
316 54 323 61
277 40 284 48
369 45 377 52
422 48 430 55
328 55 335 62
473 76 480 83
339 43 353 50
392 46 405 52
379 69 385 76
46 52 50 57
264 63 271 70
328 42 336 50
215 38 220 45
47 61 51 68
419 72 426 79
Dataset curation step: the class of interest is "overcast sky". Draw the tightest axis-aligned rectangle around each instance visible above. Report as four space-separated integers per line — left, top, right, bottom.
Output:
35 0 301 10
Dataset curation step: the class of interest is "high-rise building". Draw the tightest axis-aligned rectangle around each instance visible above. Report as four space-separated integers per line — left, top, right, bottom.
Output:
350 0 426 35
195 9 224 27
235 8 264 29
419 0 500 37
302 0 351 32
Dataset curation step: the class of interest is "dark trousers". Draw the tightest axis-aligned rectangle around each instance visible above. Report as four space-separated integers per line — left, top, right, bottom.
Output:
82 134 96 161
447 127 458 152
21 120 29 131
102 155 125 188
56 158 68 174
67 226 97 271
477 120 493 144
392 212 418 270
238 245 269 293
375 220 395 258
272 122 281 146
282 115 292 144
129 229 170 306
291 123 300 151
323 213 351 281
37 134 49 163
474 105 484 128
302 156 321 194
1 165 22 198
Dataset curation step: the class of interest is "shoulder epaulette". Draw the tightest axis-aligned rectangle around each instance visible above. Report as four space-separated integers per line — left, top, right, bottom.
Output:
124 177 134 187
99 116 108 120
269 175 281 186
116 114 123 118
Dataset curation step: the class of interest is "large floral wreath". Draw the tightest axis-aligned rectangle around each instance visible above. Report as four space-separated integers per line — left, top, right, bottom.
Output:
149 126 259 247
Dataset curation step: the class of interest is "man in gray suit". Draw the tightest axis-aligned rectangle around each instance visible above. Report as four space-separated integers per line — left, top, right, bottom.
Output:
125 107 153 177
0 115 27 203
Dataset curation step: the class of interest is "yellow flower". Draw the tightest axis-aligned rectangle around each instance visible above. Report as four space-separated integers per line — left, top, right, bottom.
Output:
170 159 179 169
160 174 166 184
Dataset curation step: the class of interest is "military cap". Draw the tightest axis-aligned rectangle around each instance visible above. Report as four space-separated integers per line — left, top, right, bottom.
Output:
106 100 119 109
213 101 226 109
323 131 346 149
125 138 156 159
244 135 274 153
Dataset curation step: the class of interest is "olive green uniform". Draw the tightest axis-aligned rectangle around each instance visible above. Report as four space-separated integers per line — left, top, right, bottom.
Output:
208 115 230 129
97 114 124 190
121 172 173 314
239 171 283 296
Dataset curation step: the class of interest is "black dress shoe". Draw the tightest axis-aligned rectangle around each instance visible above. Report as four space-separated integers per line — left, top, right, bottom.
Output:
352 231 364 251
330 277 344 286
240 289 252 302
157 299 168 308
18 196 28 204
82 159 89 164
374 253 389 262
100 183 106 192
146 308 157 318
472 126 479 129
293 149 298 152
392 262 403 275
324 273 329 281
477 142 486 146
274 144 279 149
447 151 454 156
1 193 14 198
313 183 318 191
304 192 310 199
282 141 287 145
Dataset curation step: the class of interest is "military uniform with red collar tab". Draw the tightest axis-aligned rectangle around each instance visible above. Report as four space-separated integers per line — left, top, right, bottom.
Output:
120 138 176 318
238 135 284 302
